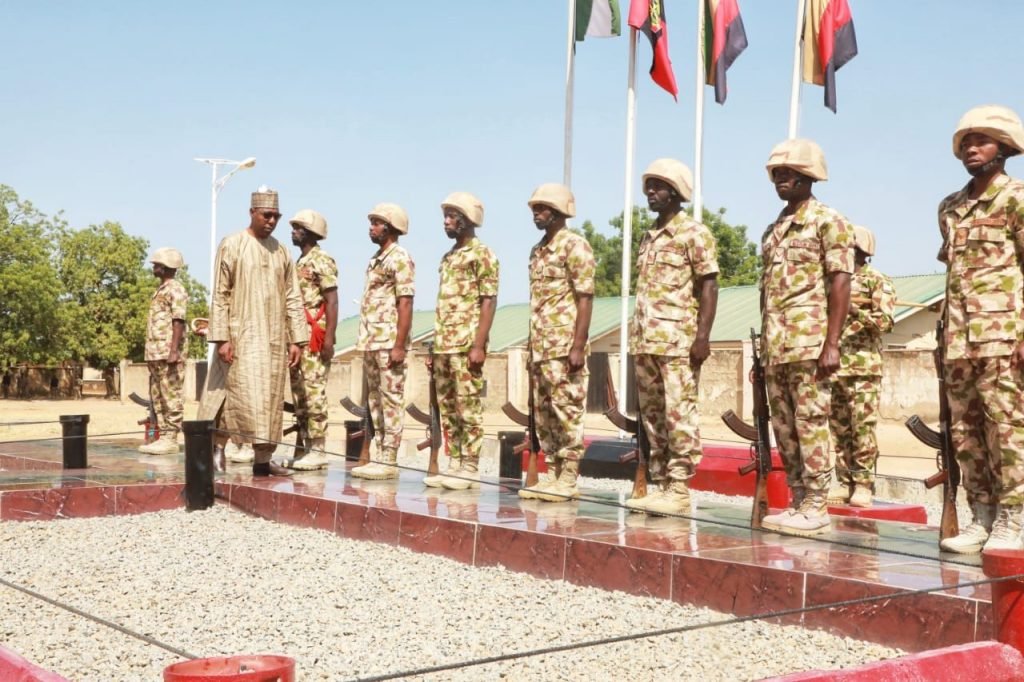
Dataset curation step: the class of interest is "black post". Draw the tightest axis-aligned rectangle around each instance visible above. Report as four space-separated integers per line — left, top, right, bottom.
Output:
344 420 364 462
498 430 526 479
183 420 215 511
59 414 89 469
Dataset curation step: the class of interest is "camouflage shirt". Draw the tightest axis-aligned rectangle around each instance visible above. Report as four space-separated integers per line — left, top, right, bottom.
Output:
434 237 499 354
145 279 188 361
528 228 596 362
296 245 339 333
760 198 855 366
835 264 895 377
356 242 416 351
629 213 720 356
938 174 1024 361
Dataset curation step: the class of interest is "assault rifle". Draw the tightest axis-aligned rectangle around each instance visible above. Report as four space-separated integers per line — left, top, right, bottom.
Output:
128 390 159 444
602 361 649 500
405 343 442 477
905 320 959 543
340 391 375 466
721 328 773 529
282 401 310 457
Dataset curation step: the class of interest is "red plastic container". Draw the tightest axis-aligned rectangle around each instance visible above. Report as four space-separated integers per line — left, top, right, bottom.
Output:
163 655 295 682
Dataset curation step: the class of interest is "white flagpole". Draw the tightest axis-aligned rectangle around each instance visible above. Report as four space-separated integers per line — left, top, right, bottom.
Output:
787 0 807 139
618 27 638 411
693 0 707 220
564 0 578 187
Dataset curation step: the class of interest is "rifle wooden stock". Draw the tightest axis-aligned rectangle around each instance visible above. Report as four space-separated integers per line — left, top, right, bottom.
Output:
282 401 309 456
525 449 539 487
501 402 530 428
721 409 759 444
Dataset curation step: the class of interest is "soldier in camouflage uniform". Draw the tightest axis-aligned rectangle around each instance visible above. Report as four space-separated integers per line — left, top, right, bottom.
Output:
827 225 896 508
937 105 1024 554
757 139 855 536
625 159 719 516
518 184 595 504
140 247 189 455
424 192 499 490
284 209 338 471
352 203 415 480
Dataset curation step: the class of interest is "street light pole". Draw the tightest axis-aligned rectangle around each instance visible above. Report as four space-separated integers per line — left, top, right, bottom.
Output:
193 157 256 362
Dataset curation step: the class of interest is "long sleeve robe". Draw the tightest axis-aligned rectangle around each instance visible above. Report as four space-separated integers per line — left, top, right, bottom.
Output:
198 230 309 444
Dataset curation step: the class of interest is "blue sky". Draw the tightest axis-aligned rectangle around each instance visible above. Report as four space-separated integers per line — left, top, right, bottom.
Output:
3 1 1022 319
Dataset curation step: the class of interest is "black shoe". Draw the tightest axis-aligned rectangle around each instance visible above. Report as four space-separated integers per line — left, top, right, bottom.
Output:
252 462 293 477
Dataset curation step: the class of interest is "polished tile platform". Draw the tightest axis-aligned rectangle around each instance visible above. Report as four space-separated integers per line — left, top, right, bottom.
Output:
0 440 991 654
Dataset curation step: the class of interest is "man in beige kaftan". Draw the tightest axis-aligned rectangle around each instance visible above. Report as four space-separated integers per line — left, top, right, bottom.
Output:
198 187 309 476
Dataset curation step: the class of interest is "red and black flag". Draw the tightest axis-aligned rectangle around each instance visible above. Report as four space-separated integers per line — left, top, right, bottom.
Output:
704 0 748 104
802 0 858 112
628 0 678 99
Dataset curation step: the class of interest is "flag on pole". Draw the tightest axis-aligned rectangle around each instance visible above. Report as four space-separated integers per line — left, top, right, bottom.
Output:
801 0 858 112
576 0 622 41
704 0 748 104
628 0 678 99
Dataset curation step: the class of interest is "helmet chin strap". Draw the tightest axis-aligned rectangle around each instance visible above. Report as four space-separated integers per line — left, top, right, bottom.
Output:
971 154 1005 176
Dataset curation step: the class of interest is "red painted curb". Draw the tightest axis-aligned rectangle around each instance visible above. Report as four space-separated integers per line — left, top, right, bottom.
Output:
0 645 69 682
764 641 1024 681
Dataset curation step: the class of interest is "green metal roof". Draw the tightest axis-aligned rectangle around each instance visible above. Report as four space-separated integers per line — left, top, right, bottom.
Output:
335 273 947 351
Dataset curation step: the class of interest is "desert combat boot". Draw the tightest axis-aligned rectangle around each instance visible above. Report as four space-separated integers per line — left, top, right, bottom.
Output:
518 461 561 500
351 447 399 480
941 502 996 554
627 480 692 517
424 457 460 488
983 505 1023 552
760 486 806 531
139 433 179 456
441 455 480 490
777 490 831 536
535 459 580 503
285 437 329 471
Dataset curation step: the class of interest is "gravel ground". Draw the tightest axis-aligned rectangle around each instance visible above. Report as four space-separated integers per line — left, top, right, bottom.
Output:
0 506 903 682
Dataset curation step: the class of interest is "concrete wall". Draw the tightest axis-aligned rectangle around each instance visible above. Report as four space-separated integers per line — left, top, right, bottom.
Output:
116 347 942 423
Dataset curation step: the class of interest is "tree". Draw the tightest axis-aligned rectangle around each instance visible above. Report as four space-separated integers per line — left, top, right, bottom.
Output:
578 205 761 295
0 186 66 368
55 222 151 368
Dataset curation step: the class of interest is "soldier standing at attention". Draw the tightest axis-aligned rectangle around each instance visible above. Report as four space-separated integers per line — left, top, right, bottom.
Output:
517 184 595 504
827 225 895 508
139 247 189 455
284 209 338 471
424 192 499 490
625 159 719 516
757 139 855 536
937 105 1024 554
351 203 415 480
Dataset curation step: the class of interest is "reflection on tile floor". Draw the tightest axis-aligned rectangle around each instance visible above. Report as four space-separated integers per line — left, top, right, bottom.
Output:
0 440 993 652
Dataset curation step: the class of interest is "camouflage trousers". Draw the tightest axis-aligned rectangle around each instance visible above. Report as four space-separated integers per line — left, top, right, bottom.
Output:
289 347 330 439
147 360 184 436
635 353 702 482
533 358 588 463
946 358 1024 506
765 360 834 492
434 352 483 463
829 376 880 486
364 350 406 459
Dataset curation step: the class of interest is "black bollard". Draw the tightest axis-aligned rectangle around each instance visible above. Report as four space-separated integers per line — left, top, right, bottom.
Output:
183 420 215 511
344 419 364 462
498 430 526 480
59 414 89 469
